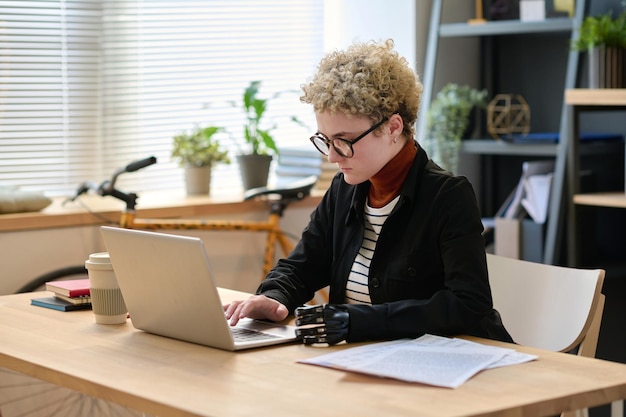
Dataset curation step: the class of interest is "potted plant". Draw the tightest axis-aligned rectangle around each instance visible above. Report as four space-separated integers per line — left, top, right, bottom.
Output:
425 83 488 173
572 11 626 88
231 80 303 190
171 125 230 195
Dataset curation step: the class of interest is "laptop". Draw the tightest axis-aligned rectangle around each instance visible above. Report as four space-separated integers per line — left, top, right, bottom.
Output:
100 226 298 351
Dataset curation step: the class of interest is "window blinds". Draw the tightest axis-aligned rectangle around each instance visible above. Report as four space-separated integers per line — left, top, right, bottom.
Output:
0 0 323 197
0 1 102 196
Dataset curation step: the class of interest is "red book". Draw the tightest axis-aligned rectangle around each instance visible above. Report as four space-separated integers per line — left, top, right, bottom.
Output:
45 278 90 297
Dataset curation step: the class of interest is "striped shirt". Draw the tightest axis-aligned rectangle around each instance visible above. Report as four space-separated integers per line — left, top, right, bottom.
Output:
345 196 399 304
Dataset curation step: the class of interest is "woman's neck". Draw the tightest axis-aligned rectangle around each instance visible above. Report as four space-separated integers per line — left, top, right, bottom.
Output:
368 140 417 208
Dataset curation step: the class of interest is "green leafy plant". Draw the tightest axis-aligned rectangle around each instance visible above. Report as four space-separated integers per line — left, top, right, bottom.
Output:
231 80 304 156
572 11 626 51
171 126 231 168
426 83 488 145
425 83 488 173
243 81 276 155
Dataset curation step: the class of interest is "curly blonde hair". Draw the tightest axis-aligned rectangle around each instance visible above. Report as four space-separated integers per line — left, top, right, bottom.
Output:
300 39 422 139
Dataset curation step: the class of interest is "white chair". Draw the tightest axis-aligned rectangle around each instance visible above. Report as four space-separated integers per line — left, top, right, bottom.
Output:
486 253 621 417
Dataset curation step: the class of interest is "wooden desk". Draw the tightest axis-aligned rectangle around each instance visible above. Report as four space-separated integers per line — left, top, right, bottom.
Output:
565 89 626 266
1 291 626 417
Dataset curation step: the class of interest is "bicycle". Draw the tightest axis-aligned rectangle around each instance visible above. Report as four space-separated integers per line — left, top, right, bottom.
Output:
17 156 322 296
8 158 326 416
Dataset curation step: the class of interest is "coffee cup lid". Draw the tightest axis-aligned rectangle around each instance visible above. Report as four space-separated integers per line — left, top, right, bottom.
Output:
85 252 112 269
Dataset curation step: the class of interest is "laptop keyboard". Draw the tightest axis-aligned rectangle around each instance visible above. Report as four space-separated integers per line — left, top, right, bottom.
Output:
231 327 281 342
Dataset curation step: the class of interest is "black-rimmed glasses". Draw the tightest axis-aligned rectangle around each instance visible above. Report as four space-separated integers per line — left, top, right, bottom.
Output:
309 116 389 158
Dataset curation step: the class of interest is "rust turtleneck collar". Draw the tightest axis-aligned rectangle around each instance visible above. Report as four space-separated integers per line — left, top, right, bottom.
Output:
368 140 417 208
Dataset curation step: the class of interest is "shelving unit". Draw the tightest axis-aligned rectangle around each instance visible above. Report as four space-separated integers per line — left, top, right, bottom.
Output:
565 89 626 266
417 0 588 265
574 192 626 208
461 140 559 156
566 88 626 417
438 17 575 37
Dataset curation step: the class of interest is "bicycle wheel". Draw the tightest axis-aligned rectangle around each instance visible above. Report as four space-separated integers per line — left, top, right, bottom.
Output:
0 367 149 417
16 265 88 294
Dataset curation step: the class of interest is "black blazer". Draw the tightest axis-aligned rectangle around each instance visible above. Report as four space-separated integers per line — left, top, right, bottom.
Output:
258 142 512 343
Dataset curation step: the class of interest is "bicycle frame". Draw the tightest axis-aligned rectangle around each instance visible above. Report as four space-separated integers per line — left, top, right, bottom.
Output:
119 206 294 278
69 156 322 296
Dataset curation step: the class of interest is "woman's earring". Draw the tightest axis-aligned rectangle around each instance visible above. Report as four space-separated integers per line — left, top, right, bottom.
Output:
393 137 398 143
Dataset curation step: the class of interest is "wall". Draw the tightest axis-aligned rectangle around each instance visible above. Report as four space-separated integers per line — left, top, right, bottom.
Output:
2 1 421 296
323 0 417 67
0 205 315 296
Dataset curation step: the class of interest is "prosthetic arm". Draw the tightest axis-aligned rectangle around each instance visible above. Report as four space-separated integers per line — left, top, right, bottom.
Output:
294 304 350 345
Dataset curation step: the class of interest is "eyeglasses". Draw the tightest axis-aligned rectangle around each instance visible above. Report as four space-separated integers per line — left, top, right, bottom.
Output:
309 116 389 158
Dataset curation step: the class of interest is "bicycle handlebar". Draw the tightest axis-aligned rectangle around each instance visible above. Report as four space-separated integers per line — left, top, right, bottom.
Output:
102 155 158 193
66 156 158 210
68 155 315 214
125 156 158 173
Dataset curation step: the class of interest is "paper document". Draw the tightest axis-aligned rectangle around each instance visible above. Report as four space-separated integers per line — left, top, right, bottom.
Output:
299 334 537 388
502 160 554 220
521 173 553 224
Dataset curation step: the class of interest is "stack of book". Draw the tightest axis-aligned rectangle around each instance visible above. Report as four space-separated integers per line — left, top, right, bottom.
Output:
273 147 340 192
274 147 322 187
31 278 92 311
315 160 339 192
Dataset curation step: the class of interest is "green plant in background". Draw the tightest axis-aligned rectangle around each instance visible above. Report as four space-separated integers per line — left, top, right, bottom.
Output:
572 11 626 51
243 81 277 155
426 83 488 173
231 80 305 156
171 126 231 167
426 83 488 144
572 11 626 89
220 80 280 156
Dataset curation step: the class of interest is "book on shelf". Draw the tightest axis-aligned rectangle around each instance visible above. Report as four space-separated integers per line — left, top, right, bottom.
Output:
278 147 323 160
31 296 92 312
510 131 623 144
274 164 321 177
521 173 553 224
53 293 92 305
275 147 322 179
45 278 90 297
314 161 339 191
277 154 323 168
500 160 554 222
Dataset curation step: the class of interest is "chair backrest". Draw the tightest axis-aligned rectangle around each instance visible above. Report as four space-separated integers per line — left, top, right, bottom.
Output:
486 253 605 357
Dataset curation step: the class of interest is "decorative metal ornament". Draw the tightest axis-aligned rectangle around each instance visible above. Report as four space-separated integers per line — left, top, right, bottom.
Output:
487 94 531 140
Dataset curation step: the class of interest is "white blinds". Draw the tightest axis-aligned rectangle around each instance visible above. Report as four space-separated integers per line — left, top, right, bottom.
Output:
1 0 324 197
0 1 102 196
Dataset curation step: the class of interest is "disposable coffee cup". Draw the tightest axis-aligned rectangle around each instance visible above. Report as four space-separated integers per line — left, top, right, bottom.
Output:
85 252 127 324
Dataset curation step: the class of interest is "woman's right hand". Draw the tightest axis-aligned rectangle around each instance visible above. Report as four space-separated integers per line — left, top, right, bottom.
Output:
224 294 289 326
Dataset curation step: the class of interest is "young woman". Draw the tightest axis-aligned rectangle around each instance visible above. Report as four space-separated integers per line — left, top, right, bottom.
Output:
225 39 512 345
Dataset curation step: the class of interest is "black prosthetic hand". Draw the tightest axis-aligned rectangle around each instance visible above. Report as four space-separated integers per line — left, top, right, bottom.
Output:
294 304 350 345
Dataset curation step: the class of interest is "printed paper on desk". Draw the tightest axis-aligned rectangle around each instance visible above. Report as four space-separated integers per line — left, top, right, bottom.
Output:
412 334 538 369
299 335 536 388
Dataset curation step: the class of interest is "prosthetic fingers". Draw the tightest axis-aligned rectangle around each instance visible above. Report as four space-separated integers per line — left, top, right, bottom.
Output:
294 304 350 345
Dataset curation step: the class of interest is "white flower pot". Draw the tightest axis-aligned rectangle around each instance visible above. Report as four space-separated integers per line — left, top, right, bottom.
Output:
184 166 212 195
